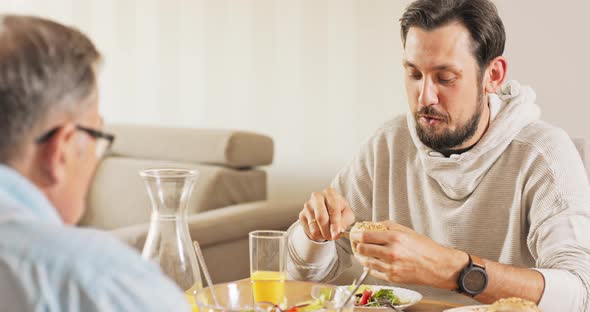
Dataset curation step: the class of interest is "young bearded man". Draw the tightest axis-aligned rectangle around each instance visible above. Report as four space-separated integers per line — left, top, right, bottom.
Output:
287 1 590 311
0 15 190 311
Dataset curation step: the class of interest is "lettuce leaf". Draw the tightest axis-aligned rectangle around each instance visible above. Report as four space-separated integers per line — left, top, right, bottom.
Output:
365 288 401 307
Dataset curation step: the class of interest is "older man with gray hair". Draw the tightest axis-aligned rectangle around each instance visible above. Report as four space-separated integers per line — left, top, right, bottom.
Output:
0 15 189 311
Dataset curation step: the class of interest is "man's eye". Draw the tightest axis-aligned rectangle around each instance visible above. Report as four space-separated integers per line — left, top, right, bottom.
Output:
438 76 456 84
409 73 422 80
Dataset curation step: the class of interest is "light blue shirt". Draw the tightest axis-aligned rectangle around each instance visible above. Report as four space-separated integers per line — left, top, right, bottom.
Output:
0 165 190 312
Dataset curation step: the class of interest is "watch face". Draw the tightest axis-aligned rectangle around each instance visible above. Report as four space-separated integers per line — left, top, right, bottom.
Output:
463 268 487 292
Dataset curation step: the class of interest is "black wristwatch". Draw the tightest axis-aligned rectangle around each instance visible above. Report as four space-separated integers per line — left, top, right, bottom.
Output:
456 254 488 297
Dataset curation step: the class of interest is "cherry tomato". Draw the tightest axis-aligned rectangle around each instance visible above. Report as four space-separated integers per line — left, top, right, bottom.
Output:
358 289 372 306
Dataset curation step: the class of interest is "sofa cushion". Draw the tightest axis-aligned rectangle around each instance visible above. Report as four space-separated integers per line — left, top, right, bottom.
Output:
107 124 274 169
80 157 267 229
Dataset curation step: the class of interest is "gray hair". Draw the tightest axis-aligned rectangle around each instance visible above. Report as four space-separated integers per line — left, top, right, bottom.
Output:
0 15 101 163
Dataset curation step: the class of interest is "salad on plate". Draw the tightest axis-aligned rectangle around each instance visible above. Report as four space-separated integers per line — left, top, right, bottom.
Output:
353 285 404 307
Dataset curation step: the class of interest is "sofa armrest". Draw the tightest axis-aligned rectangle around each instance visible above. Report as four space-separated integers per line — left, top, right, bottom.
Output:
107 124 274 169
111 200 302 251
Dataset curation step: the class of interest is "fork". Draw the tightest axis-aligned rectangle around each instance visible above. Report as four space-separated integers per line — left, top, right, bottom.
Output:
339 268 371 309
376 299 402 312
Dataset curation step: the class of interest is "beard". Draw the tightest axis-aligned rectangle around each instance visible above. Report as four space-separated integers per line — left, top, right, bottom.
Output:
415 88 485 151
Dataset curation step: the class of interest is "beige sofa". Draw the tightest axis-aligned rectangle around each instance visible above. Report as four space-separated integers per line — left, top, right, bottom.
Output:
78 124 301 283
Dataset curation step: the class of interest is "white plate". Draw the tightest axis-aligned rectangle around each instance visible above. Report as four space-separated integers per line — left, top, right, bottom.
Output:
443 305 490 312
353 285 422 311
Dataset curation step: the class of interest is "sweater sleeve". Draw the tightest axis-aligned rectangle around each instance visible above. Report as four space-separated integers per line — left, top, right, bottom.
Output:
286 132 377 282
525 130 590 312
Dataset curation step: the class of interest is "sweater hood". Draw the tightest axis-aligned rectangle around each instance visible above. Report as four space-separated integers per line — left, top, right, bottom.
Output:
406 80 541 200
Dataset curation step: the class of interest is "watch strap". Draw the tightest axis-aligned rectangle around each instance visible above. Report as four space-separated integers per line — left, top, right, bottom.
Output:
470 254 485 269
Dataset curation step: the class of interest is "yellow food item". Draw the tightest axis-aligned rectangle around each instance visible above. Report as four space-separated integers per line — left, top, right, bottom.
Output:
251 270 286 306
489 297 541 312
474 297 541 312
352 221 388 232
350 221 388 253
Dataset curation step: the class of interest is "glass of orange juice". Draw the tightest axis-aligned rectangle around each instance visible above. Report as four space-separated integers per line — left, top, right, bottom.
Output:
249 230 287 307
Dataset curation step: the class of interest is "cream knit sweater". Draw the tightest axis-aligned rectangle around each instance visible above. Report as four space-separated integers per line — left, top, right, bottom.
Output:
287 81 590 311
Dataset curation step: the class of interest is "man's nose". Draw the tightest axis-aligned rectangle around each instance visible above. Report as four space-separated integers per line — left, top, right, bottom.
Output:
418 78 439 108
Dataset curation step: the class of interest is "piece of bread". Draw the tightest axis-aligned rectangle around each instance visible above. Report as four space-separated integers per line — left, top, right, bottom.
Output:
351 221 388 232
488 297 541 312
486 297 541 312
350 221 388 254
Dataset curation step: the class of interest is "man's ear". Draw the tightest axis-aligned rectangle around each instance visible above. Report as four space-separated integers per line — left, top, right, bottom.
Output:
484 56 508 93
39 124 76 186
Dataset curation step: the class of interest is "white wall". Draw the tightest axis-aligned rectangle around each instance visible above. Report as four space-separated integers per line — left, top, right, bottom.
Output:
2 0 589 203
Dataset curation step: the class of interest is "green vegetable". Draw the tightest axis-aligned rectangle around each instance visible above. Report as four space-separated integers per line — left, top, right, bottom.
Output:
317 287 334 301
297 300 324 312
365 288 401 307
297 287 331 312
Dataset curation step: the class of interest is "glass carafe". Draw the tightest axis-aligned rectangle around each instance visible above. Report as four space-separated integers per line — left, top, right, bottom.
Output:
140 169 203 309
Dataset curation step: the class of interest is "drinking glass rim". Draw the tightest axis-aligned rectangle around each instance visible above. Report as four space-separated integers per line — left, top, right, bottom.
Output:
140 168 199 178
249 230 287 239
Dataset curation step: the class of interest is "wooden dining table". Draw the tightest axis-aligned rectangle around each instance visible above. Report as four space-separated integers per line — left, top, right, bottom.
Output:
203 279 463 312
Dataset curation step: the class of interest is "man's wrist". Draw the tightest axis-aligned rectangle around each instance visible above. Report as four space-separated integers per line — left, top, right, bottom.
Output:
441 248 470 290
289 222 335 262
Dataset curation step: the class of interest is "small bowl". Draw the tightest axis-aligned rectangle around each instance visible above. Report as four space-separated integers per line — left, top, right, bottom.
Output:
310 285 355 312
196 282 259 312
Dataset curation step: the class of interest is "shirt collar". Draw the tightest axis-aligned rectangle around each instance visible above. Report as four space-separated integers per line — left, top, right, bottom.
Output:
0 165 63 225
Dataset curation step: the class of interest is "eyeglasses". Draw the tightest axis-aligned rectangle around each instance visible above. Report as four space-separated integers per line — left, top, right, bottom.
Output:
36 124 115 158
